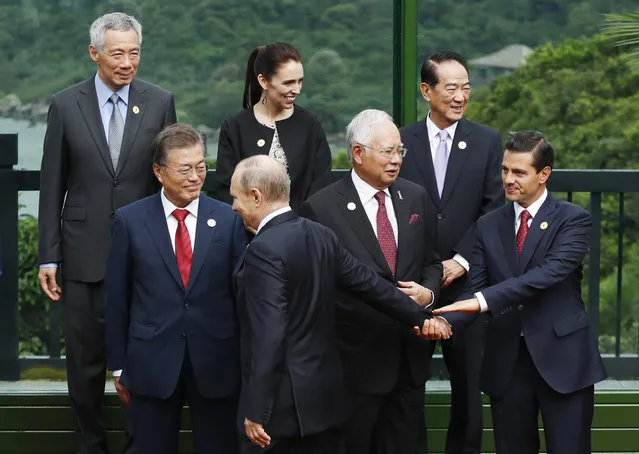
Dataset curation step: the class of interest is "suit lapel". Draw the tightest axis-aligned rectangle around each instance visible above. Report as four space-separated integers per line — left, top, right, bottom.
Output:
116 80 147 177
410 120 441 209
518 195 558 273
440 119 471 204
186 197 218 293
390 183 410 277
144 194 184 290
76 78 114 176
497 204 519 275
338 176 393 277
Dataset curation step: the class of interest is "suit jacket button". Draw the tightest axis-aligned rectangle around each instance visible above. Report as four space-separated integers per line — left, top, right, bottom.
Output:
110 211 115 219
184 304 190 311
180 333 186 339
113 180 119 187
436 213 444 220
518 304 524 311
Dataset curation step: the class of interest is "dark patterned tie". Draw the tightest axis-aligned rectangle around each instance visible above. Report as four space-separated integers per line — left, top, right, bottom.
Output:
375 191 397 275
172 209 192 287
516 210 531 256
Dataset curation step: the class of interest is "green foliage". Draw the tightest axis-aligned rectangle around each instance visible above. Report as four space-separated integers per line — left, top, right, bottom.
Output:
332 149 352 170
603 12 639 69
17 213 61 356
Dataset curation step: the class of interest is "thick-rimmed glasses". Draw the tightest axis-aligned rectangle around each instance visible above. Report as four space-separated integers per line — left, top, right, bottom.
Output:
160 163 208 177
360 144 407 159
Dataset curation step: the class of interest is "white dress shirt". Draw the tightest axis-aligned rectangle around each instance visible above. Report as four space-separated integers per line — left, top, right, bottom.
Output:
257 206 293 234
476 189 548 312
112 190 198 378
425 113 469 271
161 189 198 253
351 170 398 245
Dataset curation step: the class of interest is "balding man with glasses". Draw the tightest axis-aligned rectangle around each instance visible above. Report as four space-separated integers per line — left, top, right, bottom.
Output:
300 109 444 454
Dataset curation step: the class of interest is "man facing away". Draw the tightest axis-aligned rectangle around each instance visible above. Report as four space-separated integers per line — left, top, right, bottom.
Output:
37 12 176 454
105 123 247 454
435 130 606 454
400 50 504 454
300 109 442 454
230 155 451 454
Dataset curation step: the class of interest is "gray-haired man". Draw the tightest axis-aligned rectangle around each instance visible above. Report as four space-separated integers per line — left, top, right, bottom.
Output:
37 11 176 454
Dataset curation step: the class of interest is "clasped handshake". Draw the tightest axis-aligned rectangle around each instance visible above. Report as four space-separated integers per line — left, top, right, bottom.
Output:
412 317 452 341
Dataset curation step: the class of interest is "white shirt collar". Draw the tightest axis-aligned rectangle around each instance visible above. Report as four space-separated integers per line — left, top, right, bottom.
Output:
160 188 199 220
94 72 130 109
426 112 458 142
350 169 391 202
514 188 548 222
257 206 292 234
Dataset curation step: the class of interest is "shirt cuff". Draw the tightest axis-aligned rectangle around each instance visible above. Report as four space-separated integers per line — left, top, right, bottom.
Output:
437 316 451 329
453 254 470 272
112 369 122 378
425 289 435 309
40 263 58 268
475 292 489 313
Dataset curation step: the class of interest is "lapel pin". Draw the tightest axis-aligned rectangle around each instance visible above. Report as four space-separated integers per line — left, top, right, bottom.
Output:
458 141 467 150
257 139 265 147
347 202 356 211
132 105 140 115
207 219 217 228
540 221 548 230
397 190 403 200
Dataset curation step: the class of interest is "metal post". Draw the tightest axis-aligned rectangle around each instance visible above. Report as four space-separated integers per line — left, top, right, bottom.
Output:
0 134 21 380
588 192 602 340
393 0 418 127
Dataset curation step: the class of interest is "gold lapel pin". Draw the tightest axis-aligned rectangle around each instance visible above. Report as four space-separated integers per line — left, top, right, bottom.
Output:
540 221 548 230
132 106 140 114
257 139 265 147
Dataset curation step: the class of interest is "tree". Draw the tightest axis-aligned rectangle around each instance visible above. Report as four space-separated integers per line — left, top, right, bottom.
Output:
603 12 639 69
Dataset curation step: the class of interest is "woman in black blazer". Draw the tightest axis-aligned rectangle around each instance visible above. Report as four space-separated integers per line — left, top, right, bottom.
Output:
215 42 332 213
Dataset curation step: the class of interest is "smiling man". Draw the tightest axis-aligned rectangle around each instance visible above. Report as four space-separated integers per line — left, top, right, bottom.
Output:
37 12 176 454
399 51 504 454
434 131 606 454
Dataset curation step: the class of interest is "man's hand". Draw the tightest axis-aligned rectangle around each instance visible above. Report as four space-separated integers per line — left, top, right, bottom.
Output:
397 281 433 307
441 259 466 289
433 298 481 315
412 317 452 340
114 376 130 407
38 267 62 301
245 418 271 448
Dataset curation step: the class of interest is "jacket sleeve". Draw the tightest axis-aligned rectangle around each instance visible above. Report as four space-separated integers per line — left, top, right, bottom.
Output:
214 119 238 205
453 130 504 260
418 188 443 300
105 210 132 372
306 119 332 199
242 240 289 422
38 99 68 265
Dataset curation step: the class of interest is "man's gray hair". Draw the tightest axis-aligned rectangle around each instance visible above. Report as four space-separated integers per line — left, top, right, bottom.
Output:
345 109 394 161
90 12 142 53
235 155 290 203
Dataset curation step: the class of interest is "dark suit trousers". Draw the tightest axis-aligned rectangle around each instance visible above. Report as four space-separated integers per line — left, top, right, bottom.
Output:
490 339 594 454
63 279 135 454
241 428 340 454
129 348 239 454
342 352 424 454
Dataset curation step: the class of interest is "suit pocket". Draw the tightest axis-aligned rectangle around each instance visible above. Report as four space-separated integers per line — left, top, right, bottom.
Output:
129 324 155 340
554 311 589 338
62 206 86 221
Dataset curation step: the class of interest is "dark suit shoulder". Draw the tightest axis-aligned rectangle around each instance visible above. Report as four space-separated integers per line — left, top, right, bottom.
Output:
52 78 93 102
399 120 424 136
459 118 500 138
303 177 343 205
394 177 427 196
551 195 590 220
131 78 173 97
116 193 159 217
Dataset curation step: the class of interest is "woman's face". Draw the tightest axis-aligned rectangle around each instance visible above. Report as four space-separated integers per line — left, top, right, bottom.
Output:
260 59 304 111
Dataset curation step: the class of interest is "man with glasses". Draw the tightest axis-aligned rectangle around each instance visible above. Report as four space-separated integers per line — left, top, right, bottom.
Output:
301 109 444 454
105 123 247 454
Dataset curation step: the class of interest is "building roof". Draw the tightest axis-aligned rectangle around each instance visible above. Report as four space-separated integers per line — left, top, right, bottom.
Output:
470 44 533 69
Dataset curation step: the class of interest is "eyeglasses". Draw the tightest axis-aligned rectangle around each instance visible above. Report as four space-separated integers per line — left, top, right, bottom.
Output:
160 163 208 177
360 144 407 159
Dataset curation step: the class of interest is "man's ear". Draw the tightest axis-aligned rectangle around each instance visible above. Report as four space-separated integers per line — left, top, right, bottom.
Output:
539 166 552 184
419 83 432 103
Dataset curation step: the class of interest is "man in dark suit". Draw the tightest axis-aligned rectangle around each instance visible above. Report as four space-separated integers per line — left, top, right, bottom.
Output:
435 131 606 454
300 109 442 454
400 51 503 454
105 123 247 454
37 12 176 454
230 155 451 454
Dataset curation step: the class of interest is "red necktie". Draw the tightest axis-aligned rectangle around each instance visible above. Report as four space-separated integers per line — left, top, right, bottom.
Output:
172 209 192 287
375 191 397 275
516 210 531 256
